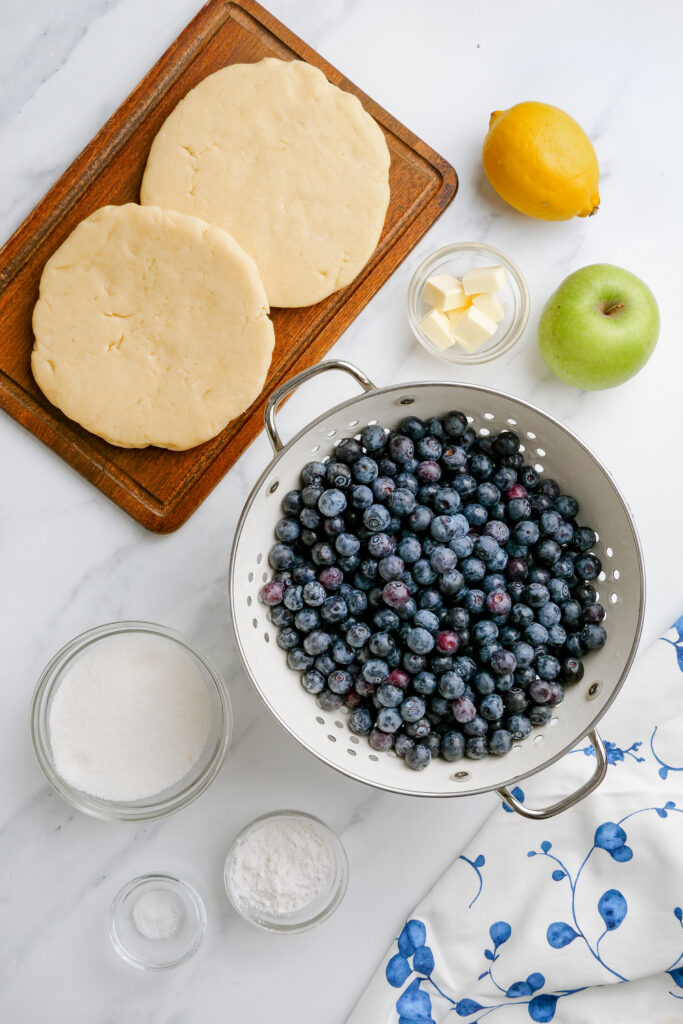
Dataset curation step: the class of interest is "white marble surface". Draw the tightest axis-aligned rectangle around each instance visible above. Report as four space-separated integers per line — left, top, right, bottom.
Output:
1 1 682 1019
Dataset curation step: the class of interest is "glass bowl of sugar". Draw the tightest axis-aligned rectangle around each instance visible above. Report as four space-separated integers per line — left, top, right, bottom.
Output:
224 810 349 933
30 621 231 822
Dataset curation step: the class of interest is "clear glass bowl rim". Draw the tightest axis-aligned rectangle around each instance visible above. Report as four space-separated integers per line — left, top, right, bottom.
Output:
406 241 530 365
109 872 207 970
30 620 231 822
223 809 349 934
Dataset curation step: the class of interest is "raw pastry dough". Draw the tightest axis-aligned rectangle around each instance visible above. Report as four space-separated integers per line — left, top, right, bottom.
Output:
31 204 274 450
140 58 391 308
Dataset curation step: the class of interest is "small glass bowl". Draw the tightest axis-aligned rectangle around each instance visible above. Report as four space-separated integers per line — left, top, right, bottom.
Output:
110 873 206 970
30 621 231 822
407 241 530 364
224 811 349 933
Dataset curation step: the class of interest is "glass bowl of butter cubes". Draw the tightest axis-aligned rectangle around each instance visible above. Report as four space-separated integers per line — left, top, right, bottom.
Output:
407 242 530 364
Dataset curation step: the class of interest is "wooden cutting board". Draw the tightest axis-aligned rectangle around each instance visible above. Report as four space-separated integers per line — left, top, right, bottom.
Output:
0 0 457 532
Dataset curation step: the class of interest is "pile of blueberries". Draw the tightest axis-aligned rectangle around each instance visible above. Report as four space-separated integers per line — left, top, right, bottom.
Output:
259 411 607 771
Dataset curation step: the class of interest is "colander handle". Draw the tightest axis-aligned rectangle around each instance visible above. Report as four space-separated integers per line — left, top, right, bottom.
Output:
496 729 608 820
265 360 376 453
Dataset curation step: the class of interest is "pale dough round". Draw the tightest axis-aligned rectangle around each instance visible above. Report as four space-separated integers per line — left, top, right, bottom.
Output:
31 203 274 450
140 58 391 308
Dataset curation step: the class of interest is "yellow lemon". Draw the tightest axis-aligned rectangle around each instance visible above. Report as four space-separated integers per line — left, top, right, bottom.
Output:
482 101 600 220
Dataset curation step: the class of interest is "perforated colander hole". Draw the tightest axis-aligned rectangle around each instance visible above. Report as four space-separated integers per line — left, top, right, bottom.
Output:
550 717 558 726
369 754 379 762
399 396 415 406
598 571 606 582
247 596 252 607
269 480 279 494
452 770 470 781
594 591 600 602
594 531 600 541
367 418 378 425
252 618 258 629
536 448 546 457
327 734 337 743
479 427 490 436
534 734 544 744
264 632 270 643
387 750 397 757
526 431 536 440
613 569 620 580
606 547 614 558
467 416 474 423
507 418 517 426
256 553 263 565
316 716 325 725
348 419 359 427
518 443 526 452
349 735 359 744
262 571 268 583
610 593 618 604
248 572 254 583
587 682 601 699
310 444 320 454
347 748 357 756
484 412 495 421
327 429 337 438
534 464 544 474
334 720 344 729
513 744 522 752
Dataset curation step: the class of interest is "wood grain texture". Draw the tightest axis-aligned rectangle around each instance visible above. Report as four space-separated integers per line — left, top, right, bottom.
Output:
0 0 457 532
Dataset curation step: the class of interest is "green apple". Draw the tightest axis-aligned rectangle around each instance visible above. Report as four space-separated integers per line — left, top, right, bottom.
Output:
538 263 659 389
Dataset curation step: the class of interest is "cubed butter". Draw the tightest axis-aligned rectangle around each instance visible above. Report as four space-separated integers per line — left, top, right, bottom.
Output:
419 308 454 350
472 290 505 323
462 264 508 295
423 274 469 311
446 304 470 327
450 305 498 352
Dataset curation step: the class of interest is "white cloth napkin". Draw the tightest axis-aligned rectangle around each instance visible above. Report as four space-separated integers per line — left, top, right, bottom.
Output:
347 617 683 1024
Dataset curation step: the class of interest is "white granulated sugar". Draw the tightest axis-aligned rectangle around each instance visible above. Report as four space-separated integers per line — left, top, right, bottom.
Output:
229 818 334 917
48 633 212 801
132 889 183 941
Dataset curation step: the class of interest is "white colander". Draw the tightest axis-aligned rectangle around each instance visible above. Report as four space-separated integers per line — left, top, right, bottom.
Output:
229 362 645 819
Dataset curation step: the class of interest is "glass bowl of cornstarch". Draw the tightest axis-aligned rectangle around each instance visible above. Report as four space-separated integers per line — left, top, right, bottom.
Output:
30 621 231 822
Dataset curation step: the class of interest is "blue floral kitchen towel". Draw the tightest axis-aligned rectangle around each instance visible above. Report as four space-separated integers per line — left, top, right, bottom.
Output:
347 617 683 1024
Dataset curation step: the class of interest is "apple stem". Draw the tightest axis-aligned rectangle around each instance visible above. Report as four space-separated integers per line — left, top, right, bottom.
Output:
603 300 626 317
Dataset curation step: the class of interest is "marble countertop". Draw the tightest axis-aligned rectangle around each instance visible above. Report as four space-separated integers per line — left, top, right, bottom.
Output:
2 1 682 1019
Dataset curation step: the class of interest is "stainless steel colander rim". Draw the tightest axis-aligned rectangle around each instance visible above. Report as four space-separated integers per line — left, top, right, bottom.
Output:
229 374 646 800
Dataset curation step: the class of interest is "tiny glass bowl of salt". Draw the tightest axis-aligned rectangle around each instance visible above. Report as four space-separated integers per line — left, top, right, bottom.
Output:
224 810 349 933
406 242 530 365
30 621 231 822
109 873 206 970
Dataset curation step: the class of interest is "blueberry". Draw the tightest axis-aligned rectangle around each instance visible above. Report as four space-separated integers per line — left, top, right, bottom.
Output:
464 503 488 528
484 520 510 545
295 608 320 633
403 651 426 674
547 624 567 648
368 728 395 750
382 580 411 609
363 504 391 532
394 733 416 758
301 669 326 695
282 490 303 516
387 668 411 690
540 510 562 536
581 624 607 649
445 606 469 631
400 415 427 440
450 535 475 559
485 590 512 617
441 443 468 470
269 543 296 570
514 520 540 546
407 627 435 655
559 656 584 684
575 583 598 606
439 570 465 597
405 744 432 770
575 554 602 581
480 693 504 720
525 583 550 608
460 557 485 584
554 520 574 546
328 669 353 694
416 460 442 483
514 666 536 689
463 589 486 615
301 487 323 512
553 556 576 580
473 671 496 695
399 695 426 723
507 714 532 740
582 603 606 625
490 649 517 675
276 518 301 544
325 463 352 491
554 495 579 519
525 622 549 646
283 586 304 612
377 555 404 582
260 580 285 607
412 559 437 586
413 671 438 696
270 605 293 628
348 707 373 735
414 609 440 633
416 435 443 461
465 736 489 759
347 589 368 616
472 619 498 645
561 599 582 626
373 608 399 632
503 687 528 713
511 603 534 628
351 484 374 510
317 489 345 518
438 671 465 700
388 434 415 464
452 696 477 723
493 466 517 491
548 578 570 603
396 597 418 621
507 497 532 522
464 714 488 737
408 505 434 533
303 630 332 656
529 705 553 726
362 659 389 685
453 473 477 498
404 717 431 739
387 487 416 517
287 648 314 671
317 689 344 712
534 539 562 566
351 456 379 485
300 581 325 607
301 461 327 485
346 621 371 648
510 640 534 668
430 654 455 675
538 601 561 627
572 527 597 552
361 423 387 451
368 631 395 658
489 729 512 756
566 632 587 657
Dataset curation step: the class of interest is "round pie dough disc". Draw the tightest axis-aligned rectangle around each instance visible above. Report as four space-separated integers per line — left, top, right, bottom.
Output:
140 58 391 308
31 204 274 450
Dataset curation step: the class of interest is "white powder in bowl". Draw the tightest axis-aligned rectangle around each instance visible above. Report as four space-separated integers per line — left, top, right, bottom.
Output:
48 633 212 801
132 889 184 941
228 816 335 917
